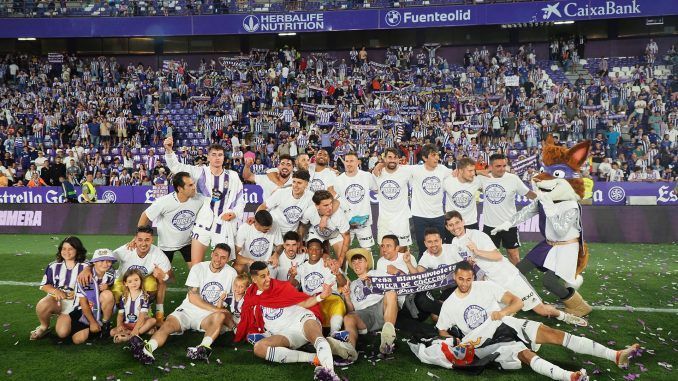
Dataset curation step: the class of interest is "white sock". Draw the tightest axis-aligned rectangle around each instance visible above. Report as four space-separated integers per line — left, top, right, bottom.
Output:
562 332 616 361
329 315 343 334
265 347 315 363
556 311 565 321
530 355 573 381
148 339 158 352
156 304 164 313
314 337 334 371
200 336 213 348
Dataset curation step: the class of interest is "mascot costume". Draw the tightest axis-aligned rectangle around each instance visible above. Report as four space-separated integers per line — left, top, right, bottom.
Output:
492 135 592 317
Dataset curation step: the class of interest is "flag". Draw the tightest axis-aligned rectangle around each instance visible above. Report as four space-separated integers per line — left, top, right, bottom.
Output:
513 155 538 176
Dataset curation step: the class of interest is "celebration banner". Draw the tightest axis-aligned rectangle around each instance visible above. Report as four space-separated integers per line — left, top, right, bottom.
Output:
365 263 460 296
2 0 675 38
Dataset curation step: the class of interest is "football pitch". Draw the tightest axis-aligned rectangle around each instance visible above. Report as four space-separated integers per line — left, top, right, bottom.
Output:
0 234 676 381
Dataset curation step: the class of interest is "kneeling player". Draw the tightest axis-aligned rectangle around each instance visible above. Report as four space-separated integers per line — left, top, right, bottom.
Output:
134 244 237 364
412 262 639 380
328 248 397 361
235 262 341 381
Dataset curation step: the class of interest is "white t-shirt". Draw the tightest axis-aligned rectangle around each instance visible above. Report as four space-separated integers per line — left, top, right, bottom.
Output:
479 173 530 227
375 166 412 220
376 252 418 274
177 261 237 310
235 222 283 262
409 164 451 218
276 252 308 281
256 174 292 200
444 177 481 224
300 208 350 241
295 259 338 295
265 187 314 235
262 304 313 334
112 244 172 278
419 244 464 270
309 167 337 192
144 193 205 251
334 170 377 224
452 229 519 285
436 280 507 335
349 269 386 310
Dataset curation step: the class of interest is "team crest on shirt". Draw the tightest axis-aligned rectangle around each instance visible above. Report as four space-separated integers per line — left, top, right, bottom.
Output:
201 281 224 304
309 179 325 192
353 283 366 302
380 180 400 200
345 184 365 203
304 272 324 293
484 184 507 204
422 176 442 196
282 205 303 224
172 210 196 231
263 307 284 320
127 265 149 276
451 190 473 208
313 225 333 238
249 237 271 258
463 304 488 330
127 313 138 323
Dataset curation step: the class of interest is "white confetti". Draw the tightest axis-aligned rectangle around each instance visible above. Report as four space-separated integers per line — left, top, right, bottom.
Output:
427 371 440 379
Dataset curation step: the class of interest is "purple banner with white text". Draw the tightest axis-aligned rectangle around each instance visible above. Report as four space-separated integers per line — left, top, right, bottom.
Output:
1 0 675 38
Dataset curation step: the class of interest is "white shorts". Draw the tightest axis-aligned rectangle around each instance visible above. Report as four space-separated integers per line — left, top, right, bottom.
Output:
377 216 412 246
268 312 317 349
350 225 374 248
504 273 542 311
170 304 213 333
59 298 76 314
308 231 344 248
192 224 235 260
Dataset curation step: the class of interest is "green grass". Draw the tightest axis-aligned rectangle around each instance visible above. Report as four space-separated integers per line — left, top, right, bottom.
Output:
0 234 676 381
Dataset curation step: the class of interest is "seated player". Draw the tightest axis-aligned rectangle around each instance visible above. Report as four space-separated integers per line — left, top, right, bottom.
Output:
234 210 282 275
134 244 237 364
275 231 308 281
411 262 639 381
290 238 347 335
78 226 172 324
299 190 350 266
328 248 398 361
56 249 116 344
234 261 341 381
444 211 587 326
31 236 89 340
110 268 157 343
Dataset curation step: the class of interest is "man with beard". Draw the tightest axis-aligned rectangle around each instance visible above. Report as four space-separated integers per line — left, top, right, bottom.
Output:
244 154 294 199
256 170 315 239
307 149 337 195
443 158 482 229
372 148 413 246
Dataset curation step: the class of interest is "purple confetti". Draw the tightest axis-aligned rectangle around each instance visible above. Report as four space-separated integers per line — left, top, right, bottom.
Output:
637 363 648 372
592 368 602 375
623 373 640 380
608 340 617 346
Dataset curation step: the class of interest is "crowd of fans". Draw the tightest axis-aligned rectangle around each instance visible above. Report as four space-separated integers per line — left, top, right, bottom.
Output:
0 39 676 189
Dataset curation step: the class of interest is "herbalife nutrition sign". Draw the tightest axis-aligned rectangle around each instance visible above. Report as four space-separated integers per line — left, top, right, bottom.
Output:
242 13 324 33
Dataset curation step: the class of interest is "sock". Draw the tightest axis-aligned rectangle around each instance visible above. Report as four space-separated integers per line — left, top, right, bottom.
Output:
147 339 158 352
329 315 343 334
314 337 334 371
200 336 213 348
543 271 571 299
265 347 315 363
530 355 573 381
556 311 565 321
562 333 616 362
156 304 164 313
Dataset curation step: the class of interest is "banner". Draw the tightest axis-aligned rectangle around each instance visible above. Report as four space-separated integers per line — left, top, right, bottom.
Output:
365 263 459 295
2 0 674 38
504 75 519 87
47 53 63 63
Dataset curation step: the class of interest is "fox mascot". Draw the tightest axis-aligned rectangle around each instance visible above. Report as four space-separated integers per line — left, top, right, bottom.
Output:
492 136 592 317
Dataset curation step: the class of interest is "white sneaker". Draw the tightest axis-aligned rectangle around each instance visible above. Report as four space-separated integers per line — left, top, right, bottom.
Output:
326 336 358 361
562 313 589 327
380 322 396 354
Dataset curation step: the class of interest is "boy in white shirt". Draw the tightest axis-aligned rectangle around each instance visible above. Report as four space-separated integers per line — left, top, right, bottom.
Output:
234 210 282 275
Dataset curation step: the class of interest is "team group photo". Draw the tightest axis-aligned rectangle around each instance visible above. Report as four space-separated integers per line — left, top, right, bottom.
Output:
0 1 676 380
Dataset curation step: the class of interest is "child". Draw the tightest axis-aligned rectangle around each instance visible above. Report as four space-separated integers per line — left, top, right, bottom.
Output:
226 273 251 326
55 249 116 344
110 268 157 344
31 236 89 340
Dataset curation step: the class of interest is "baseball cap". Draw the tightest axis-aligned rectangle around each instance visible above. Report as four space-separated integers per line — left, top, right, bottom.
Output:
90 248 117 263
